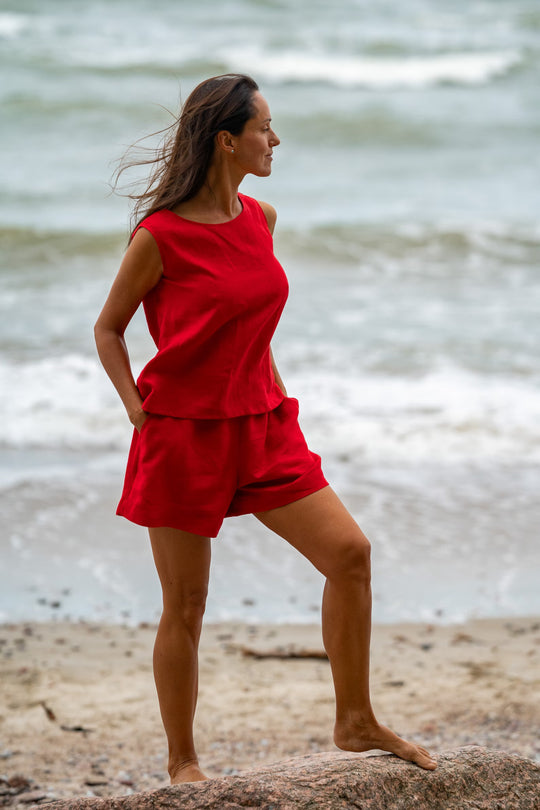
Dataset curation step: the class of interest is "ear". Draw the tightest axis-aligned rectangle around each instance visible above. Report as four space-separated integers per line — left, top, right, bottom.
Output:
215 130 235 153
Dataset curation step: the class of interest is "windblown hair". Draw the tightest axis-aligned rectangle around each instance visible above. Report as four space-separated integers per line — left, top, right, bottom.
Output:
113 74 259 233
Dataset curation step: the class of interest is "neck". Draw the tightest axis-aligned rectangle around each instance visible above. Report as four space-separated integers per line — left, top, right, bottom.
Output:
183 154 246 221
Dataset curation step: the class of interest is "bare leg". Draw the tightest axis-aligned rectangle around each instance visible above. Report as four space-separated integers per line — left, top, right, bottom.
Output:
256 486 437 770
149 526 211 783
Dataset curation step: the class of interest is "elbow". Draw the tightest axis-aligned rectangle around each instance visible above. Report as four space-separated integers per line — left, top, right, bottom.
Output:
93 317 116 356
93 318 105 352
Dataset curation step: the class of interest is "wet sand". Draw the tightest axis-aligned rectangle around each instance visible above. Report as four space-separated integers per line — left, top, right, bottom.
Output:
1 618 539 804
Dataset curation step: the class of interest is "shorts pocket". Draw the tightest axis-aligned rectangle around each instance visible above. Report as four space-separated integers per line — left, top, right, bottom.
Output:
137 412 152 436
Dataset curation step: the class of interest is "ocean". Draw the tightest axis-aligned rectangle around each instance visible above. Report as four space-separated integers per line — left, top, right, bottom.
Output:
1 0 539 625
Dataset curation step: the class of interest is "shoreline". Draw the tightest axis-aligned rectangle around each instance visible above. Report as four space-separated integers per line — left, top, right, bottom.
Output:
1 617 539 803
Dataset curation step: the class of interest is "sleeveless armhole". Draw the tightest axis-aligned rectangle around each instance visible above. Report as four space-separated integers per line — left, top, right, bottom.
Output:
131 216 167 278
252 199 276 236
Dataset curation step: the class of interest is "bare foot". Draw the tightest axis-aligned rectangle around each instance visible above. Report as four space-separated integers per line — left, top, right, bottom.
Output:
334 721 437 770
170 760 209 784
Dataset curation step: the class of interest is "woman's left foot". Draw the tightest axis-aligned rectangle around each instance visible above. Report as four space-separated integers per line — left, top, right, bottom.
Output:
334 721 437 770
170 761 209 784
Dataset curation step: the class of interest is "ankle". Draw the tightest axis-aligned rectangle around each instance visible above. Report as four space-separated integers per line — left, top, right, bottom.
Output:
169 755 200 779
336 709 377 729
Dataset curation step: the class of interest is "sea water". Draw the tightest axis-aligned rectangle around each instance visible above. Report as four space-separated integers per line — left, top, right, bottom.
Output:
1 0 539 624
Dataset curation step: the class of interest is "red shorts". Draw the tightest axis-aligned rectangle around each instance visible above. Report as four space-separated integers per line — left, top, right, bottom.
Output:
116 396 328 537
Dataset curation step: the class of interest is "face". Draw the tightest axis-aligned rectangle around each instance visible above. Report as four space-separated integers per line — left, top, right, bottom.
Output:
229 92 280 176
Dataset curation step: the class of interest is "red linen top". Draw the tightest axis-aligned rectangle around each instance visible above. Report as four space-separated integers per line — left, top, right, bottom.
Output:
133 194 288 419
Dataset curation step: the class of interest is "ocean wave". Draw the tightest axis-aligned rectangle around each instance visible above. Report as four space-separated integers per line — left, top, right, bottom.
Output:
292 365 540 464
1 353 538 464
2 220 538 266
0 226 125 268
229 49 521 88
0 354 131 452
276 220 540 275
54 46 522 90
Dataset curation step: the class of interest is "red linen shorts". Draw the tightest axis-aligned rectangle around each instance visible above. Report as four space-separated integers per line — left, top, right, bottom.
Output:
116 396 328 537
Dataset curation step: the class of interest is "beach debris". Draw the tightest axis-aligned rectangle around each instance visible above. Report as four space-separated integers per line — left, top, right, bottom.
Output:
451 631 476 645
458 660 495 679
60 724 94 734
40 700 57 722
238 645 328 660
0 774 47 804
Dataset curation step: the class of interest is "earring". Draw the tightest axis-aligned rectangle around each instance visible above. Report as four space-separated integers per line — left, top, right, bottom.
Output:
231 149 235 154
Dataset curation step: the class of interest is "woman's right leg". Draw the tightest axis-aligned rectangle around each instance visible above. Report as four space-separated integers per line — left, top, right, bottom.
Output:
149 526 211 784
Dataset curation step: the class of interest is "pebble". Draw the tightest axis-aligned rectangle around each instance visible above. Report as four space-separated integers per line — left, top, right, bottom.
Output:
17 790 48 803
84 777 109 786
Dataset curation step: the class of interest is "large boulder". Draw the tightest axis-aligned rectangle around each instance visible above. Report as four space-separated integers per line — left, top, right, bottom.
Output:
42 746 539 809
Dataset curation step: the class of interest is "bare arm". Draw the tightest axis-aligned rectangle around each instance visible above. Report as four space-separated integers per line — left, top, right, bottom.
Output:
94 228 163 431
258 200 288 397
270 346 287 396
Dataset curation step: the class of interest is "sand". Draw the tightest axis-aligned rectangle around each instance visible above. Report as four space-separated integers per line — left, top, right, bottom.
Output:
1 617 539 804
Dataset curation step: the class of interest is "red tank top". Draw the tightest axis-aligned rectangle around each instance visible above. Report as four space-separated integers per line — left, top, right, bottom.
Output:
133 194 288 419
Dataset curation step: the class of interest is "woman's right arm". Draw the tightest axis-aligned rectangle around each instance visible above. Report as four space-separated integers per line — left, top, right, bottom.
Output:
94 227 163 432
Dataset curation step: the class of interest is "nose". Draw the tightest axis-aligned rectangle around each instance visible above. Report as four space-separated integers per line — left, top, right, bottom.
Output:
270 129 280 147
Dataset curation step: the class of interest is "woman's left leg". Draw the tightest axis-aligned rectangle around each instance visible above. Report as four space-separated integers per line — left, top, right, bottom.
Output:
255 485 437 770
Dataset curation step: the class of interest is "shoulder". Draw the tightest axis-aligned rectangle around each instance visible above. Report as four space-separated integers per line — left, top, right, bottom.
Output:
240 194 277 235
132 209 173 241
254 199 278 235
127 221 163 280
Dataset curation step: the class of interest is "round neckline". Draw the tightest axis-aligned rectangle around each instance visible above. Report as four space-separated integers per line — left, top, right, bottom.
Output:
168 195 245 227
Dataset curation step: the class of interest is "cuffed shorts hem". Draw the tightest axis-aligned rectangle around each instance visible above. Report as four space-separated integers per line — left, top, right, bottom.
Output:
226 468 329 518
115 506 225 538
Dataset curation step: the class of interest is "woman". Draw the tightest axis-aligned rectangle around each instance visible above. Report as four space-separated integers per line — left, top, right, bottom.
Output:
94 73 437 783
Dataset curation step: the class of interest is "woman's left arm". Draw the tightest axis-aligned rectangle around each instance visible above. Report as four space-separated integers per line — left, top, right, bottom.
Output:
270 347 287 396
258 199 288 397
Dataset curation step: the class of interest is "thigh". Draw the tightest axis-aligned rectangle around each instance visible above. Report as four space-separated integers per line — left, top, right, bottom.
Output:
255 486 370 578
150 527 212 608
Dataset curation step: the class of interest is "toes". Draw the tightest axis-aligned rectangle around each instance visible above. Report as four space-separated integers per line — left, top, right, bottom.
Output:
413 748 437 770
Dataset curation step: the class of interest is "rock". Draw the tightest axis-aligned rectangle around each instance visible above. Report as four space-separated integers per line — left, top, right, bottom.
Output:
42 747 539 809
17 790 49 803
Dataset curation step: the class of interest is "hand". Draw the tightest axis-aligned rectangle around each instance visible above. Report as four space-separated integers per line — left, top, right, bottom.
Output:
129 408 148 433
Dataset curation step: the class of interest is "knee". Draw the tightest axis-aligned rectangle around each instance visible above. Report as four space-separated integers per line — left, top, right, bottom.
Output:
163 584 208 633
326 534 371 586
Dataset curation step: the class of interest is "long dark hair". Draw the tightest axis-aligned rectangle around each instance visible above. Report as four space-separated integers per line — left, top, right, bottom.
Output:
113 74 259 232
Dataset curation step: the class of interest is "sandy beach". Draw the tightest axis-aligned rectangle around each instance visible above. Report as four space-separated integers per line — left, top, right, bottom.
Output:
1 617 538 805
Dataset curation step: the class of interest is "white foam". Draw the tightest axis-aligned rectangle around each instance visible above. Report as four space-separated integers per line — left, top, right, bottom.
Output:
1 353 538 464
292 364 540 463
0 354 129 452
229 49 520 88
0 12 28 38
